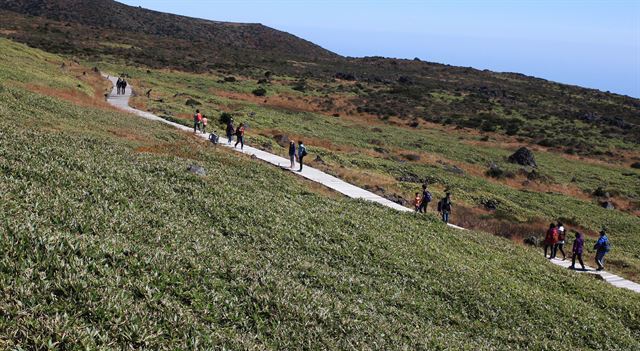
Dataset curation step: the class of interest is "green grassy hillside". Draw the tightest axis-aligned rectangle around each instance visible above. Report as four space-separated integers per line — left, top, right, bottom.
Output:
1 38 639 350
90 61 640 282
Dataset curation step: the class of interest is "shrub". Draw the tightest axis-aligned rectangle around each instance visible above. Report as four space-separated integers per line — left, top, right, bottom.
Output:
252 87 267 96
219 112 233 125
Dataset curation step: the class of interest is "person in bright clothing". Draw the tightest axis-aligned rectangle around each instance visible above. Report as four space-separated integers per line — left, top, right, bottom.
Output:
543 223 558 259
193 109 202 133
414 193 421 212
593 230 611 271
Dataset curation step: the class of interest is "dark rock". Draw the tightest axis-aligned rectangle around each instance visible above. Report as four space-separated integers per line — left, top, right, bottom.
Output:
371 127 383 133
314 155 326 165
385 193 407 206
396 173 421 183
631 162 640 169
273 134 289 147
593 187 608 197
224 76 236 82
92 66 99 73
601 201 615 210
373 147 388 154
402 154 421 161
368 139 383 146
398 76 412 85
508 147 537 168
257 78 269 84
524 236 541 247
483 199 499 211
408 120 419 128
448 165 465 175
335 72 356 81
185 98 201 107
260 142 272 152
187 164 206 176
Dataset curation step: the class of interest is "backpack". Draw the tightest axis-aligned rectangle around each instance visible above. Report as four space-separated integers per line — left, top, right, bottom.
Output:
423 191 432 203
301 148 308 157
209 133 219 144
437 200 442 212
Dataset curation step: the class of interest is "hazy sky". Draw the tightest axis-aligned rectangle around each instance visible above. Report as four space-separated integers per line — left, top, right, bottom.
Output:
119 0 640 97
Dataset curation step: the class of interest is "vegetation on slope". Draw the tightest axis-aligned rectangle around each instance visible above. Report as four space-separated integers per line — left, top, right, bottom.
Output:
1 38 639 350
91 61 640 281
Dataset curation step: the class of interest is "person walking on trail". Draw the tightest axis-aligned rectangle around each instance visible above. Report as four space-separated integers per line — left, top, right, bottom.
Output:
288 140 296 169
116 78 122 95
193 110 202 133
437 193 452 223
297 140 307 172
226 119 235 144
543 223 558 259
202 115 208 134
122 79 127 94
234 123 245 150
555 222 567 260
414 192 422 212
593 230 611 271
418 183 432 213
568 231 586 270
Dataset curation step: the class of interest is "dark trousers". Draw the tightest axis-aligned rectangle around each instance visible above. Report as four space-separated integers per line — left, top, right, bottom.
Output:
544 244 555 258
298 155 305 171
227 133 233 144
441 211 450 223
418 201 429 213
194 122 201 133
595 251 607 269
571 253 585 269
554 243 566 259
235 136 244 149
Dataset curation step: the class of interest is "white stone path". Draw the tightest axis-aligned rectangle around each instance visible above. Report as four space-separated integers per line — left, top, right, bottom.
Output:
104 75 640 294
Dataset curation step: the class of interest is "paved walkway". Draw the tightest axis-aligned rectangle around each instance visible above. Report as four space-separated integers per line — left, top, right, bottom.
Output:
104 75 640 294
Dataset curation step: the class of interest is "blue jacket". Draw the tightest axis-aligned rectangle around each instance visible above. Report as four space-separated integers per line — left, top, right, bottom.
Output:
595 235 610 253
298 144 306 158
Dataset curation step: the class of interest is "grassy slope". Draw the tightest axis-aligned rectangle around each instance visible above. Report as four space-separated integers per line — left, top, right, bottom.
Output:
94 62 640 281
1 39 640 350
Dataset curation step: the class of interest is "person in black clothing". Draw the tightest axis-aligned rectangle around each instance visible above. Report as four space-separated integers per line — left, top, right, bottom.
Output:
116 78 122 95
437 193 452 223
418 183 432 213
226 119 235 145
121 79 127 94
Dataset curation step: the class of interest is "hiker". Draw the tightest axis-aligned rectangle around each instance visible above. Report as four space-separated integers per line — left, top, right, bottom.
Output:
297 140 307 172
437 193 452 223
202 115 208 134
593 230 610 271
121 79 127 94
543 223 558 259
193 109 202 133
288 140 296 169
414 193 421 212
116 78 122 95
418 183 432 213
234 123 245 149
568 231 586 270
226 119 235 145
555 222 567 260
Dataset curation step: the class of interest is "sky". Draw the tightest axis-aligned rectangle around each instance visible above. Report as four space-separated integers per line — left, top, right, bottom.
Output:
118 0 640 97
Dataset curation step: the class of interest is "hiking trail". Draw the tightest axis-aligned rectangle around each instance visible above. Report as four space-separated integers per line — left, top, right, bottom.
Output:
104 75 640 294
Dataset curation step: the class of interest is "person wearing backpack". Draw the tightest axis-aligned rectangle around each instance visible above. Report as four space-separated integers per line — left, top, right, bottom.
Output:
202 115 208 134
418 183 432 213
437 193 452 223
297 141 307 172
193 109 202 133
234 123 245 149
593 230 610 271
568 231 585 270
288 140 296 169
554 222 567 260
226 119 235 145
543 223 558 259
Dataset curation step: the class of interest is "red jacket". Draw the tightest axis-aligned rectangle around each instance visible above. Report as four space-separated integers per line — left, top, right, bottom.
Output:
545 228 558 245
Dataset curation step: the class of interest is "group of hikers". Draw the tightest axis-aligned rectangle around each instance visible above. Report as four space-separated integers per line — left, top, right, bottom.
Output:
414 184 453 223
189 109 614 273
193 109 308 172
115 77 128 95
544 222 611 271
